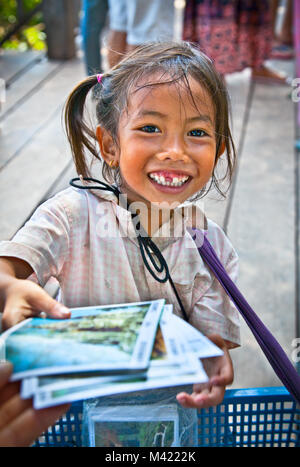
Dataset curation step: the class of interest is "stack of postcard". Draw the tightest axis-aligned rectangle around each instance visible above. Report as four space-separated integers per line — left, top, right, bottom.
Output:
0 299 223 409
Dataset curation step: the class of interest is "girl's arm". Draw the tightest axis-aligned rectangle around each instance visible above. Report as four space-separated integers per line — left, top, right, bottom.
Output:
0 257 70 330
0 256 33 280
0 191 75 330
0 257 33 309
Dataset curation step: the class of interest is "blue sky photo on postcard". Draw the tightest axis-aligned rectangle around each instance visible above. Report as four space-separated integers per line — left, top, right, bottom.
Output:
4 302 161 378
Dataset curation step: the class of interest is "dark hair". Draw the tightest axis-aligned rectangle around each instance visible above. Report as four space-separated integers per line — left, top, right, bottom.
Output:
64 41 236 200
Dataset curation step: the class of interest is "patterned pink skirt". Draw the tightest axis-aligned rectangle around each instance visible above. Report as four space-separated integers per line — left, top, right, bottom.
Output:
183 0 273 75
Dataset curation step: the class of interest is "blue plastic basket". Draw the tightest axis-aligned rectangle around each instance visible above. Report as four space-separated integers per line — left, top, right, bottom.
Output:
33 387 300 447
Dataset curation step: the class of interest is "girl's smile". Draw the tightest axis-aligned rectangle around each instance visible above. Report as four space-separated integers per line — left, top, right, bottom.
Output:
148 170 191 192
97 76 222 210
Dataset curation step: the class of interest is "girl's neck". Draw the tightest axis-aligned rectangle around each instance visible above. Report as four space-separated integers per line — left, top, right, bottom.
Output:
118 180 183 237
125 197 175 237
117 174 186 236
146 204 174 237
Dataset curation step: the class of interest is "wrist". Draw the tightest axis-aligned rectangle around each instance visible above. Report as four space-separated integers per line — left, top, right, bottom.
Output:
207 333 226 348
0 273 18 311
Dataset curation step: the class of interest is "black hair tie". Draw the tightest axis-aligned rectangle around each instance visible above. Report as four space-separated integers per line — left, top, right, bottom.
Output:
70 177 121 199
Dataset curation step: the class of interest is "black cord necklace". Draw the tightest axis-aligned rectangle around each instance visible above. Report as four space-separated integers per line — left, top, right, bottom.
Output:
69 177 189 321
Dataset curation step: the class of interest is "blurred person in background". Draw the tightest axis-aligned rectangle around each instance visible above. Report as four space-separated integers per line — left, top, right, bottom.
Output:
183 0 290 84
106 0 175 67
81 0 109 75
270 0 293 59
81 0 175 72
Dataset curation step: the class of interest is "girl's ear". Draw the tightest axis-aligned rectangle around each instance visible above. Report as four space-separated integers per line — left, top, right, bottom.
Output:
96 125 119 165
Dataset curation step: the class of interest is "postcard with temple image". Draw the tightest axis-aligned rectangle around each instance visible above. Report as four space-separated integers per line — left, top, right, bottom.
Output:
31 307 208 409
1 299 164 381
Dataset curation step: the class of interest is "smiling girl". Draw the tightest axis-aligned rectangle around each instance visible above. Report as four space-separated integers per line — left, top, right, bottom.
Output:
0 42 240 409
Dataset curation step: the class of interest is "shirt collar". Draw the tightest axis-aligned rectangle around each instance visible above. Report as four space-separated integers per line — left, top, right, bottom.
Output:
86 183 207 250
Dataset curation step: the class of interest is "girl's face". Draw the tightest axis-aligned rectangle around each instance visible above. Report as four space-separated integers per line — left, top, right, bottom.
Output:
98 76 220 208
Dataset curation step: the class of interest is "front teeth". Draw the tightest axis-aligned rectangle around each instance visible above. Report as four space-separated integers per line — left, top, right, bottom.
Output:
149 173 189 187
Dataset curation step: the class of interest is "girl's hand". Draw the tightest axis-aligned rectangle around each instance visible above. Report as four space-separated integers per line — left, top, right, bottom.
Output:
0 362 70 446
1 277 71 331
176 334 234 409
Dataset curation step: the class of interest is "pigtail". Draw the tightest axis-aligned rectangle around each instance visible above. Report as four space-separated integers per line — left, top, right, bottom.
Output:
64 75 100 177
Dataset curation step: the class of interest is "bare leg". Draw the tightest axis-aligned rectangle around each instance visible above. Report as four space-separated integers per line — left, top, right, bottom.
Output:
270 0 280 36
270 0 294 59
278 0 293 45
252 64 289 84
107 29 127 67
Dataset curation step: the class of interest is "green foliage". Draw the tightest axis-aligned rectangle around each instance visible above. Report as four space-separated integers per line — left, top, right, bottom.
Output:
29 310 146 354
0 0 45 51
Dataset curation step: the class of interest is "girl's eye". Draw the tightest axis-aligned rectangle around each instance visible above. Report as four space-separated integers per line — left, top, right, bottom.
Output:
140 125 160 133
188 129 207 137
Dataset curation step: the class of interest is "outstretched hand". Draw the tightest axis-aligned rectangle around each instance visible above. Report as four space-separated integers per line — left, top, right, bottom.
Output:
176 334 234 409
1 278 71 331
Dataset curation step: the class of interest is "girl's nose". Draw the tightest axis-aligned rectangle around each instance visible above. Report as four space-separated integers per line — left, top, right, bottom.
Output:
155 150 190 163
155 139 190 163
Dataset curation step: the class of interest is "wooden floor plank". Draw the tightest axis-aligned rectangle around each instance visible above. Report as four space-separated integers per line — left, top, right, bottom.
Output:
228 82 295 389
1 57 62 120
0 58 85 170
0 106 71 240
203 69 252 229
0 50 44 85
0 58 85 240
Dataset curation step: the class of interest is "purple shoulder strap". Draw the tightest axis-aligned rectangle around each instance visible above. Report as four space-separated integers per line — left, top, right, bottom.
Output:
191 229 300 404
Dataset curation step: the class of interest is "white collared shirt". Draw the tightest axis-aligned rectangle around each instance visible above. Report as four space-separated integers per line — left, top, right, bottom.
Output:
0 186 240 347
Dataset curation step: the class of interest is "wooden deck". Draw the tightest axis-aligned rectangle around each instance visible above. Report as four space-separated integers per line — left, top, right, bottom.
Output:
0 48 297 390
0 50 84 241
